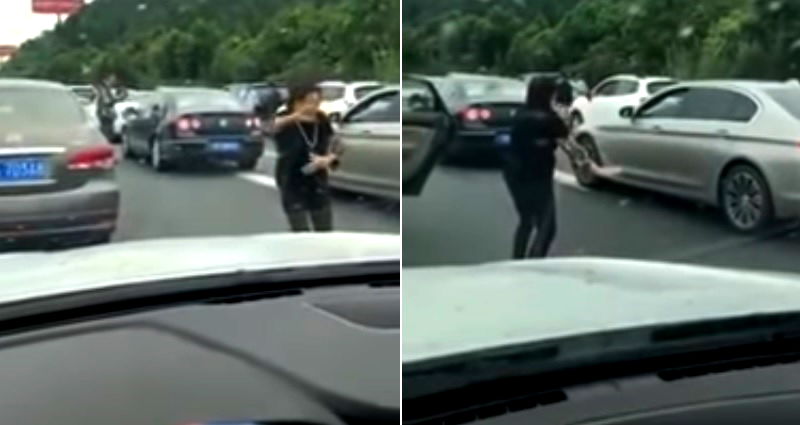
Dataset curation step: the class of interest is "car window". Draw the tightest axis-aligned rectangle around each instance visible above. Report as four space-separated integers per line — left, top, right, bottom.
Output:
647 81 676 94
615 80 639 95
354 85 383 100
637 88 690 118
594 80 620 96
320 85 346 101
175 93 242 111
765 87 800 120
345 91 400 123
0 88 86 135
403 80 437 113
681 88 757 122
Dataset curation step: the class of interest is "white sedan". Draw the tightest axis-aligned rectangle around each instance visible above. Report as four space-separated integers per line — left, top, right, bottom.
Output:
569 74 676 129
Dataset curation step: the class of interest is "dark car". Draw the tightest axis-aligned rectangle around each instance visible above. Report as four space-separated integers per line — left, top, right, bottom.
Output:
121 87 265 171
0 79 119 247
428 73 527 162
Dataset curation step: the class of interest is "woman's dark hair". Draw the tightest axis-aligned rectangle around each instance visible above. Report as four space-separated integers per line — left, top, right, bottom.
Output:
286 81 322 113
525 76 557 112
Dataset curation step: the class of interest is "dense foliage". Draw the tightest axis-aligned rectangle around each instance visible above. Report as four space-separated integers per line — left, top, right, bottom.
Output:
404 0 800 85
2 0 399 87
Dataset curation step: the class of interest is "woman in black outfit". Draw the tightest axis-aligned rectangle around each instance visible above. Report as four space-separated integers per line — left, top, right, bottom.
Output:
272 82 341 232
504 77 569 259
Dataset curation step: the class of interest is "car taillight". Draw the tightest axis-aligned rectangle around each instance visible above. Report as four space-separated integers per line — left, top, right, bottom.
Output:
461 107 492 122
176 118 192 132
190 118 202 130
246 117 262 128
68 144 116 170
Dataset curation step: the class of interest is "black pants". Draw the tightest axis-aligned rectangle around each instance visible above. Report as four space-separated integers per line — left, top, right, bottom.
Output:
279 181 334 232
503 172 556 259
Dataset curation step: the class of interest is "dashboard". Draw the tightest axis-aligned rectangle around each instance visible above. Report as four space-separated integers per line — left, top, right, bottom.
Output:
0 283 399 425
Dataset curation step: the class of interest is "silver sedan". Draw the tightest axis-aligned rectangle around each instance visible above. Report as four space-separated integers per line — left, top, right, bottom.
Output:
573 80 800 232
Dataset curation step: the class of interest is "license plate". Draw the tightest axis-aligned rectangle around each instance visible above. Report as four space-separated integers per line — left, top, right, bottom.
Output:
495 132 511 146
0 157 48 181
210 140 241 152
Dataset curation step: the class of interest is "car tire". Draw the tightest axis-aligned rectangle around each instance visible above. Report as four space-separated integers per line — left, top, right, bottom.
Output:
573 134 602 188
238 158 259 171
149 139 172 172
719 164 774 233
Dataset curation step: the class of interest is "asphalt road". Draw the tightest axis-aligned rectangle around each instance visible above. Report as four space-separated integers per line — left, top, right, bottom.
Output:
113 148 399 242
403 151 800 273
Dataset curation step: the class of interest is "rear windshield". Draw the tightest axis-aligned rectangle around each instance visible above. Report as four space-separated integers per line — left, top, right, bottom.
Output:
355 85 383 100
174 93 243 111
765 87 800 119
647 81 676 94
320 85 346 101
440 78 526 105
0 87 85 131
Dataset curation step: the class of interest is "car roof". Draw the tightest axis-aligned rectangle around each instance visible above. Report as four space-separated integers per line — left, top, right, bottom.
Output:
675 79 800 91
603 74 675 82
403 258 800 364
0 78 69 90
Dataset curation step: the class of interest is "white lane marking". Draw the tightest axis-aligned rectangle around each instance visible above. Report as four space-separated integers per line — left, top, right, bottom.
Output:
238 172 277 188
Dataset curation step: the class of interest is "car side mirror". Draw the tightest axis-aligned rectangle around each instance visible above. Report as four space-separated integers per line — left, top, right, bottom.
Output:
619 106 635 118
329 112 343 124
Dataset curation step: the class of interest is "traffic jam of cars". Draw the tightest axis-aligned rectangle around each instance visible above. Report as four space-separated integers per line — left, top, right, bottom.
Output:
0 78 400 251
403 71 800 233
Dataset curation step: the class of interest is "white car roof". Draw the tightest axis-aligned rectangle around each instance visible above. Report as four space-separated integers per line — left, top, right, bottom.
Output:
404 258 800 364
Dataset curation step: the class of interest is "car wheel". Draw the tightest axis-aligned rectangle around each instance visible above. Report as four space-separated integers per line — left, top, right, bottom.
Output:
573 134 602 188
719 164 773 232
149 139 171 172
238 158 259 171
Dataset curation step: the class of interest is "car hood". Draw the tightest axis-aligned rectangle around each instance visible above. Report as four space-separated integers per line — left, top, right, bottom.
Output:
403 258 800 364
0 232 398 304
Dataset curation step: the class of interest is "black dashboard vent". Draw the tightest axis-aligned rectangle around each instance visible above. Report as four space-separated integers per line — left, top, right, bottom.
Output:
658 351 800 382
407 389 567 425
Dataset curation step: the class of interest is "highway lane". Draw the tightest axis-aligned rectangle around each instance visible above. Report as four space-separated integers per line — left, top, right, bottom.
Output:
113 148 399 242
403 151 800 273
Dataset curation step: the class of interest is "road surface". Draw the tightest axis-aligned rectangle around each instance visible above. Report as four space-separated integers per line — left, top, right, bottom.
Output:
403 152 800 273
113 148 399 242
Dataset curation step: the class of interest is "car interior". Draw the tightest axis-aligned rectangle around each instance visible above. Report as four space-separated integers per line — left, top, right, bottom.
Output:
0 276 399 425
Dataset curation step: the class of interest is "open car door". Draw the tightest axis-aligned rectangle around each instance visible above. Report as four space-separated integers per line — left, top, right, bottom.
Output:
402 76 453 196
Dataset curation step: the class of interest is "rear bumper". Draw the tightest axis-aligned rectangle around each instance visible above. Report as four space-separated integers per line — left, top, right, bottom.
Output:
447 130 508 159
161 136 264 163
0 179 119 241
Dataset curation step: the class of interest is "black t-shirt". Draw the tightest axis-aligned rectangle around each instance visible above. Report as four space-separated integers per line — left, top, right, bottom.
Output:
273 111 335 190
507 109 568 182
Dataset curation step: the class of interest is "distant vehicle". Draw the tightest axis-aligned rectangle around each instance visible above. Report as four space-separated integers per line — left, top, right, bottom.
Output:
417 73 526 162
574 79 800 232
319 81 385 121
404 257 800 425
121 87 264 172
109 90 153 144
229 82 288 115
0 79 119 246
569 74 676 129
329 86 401 200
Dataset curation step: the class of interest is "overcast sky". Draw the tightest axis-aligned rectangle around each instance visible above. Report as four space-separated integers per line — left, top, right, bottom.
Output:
0 0 95 46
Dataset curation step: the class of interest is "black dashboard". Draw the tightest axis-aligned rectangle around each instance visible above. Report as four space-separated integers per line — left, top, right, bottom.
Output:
0 283 399 425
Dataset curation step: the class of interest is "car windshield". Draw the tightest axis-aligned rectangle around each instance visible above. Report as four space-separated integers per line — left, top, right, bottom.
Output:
648 80 677 94
174 92 243 111
355 84 383 99
0 87 84 132
320 85 346 101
